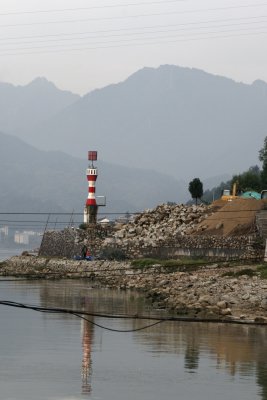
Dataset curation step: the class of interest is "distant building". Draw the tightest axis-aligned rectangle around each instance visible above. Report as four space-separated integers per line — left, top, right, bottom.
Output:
0 226 9 236
14 230 41 245
14 232 29 245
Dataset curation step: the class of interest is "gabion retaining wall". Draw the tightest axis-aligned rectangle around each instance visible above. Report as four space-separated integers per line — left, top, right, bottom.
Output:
39 226 108 258
39 227 264 261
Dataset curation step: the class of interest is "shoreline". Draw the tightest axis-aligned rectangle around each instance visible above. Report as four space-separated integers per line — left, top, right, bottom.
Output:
1 255 267 325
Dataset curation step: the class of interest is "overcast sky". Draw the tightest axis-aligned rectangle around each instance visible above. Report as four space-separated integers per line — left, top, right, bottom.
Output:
0 0 267 94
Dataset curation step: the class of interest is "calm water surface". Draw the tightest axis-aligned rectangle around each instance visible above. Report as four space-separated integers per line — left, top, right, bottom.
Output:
0 254 267 399
0 248 23 261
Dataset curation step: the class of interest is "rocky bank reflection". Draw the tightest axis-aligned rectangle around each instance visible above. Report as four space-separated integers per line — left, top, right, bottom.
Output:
135 322 267 399
39 281 267 399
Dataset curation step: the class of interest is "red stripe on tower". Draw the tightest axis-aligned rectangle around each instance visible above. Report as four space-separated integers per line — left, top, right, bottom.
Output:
86 199 96 206
87 175 97 181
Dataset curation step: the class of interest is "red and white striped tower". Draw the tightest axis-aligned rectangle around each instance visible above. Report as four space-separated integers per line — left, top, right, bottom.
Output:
84 151 98 224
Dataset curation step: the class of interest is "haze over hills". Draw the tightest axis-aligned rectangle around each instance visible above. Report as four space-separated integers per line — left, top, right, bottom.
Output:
0 131 188 215
5 65 266 181
0 77 79 135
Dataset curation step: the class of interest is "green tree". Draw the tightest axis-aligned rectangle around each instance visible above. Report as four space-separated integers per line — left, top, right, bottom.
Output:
231 166 262 193
188 178 203 205
259 136 267 186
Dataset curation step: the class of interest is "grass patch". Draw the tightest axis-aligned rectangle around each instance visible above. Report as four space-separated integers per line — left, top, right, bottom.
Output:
257 264 267 279
222 268 257 278
131 258 158 268
131 257 209 270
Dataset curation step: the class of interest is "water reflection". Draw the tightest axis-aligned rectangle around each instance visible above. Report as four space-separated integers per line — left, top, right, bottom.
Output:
81 319 93 395
39 282 96 395
35 281 267 400
184 327 199 372
257 363 267 400
135 320 267 399
37 282 166 396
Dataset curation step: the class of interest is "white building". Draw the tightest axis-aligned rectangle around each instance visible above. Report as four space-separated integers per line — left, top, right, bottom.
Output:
14 232 29 245
0 226 9 236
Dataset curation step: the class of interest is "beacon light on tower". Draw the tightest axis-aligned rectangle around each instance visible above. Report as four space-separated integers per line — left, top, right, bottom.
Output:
84 151 106 224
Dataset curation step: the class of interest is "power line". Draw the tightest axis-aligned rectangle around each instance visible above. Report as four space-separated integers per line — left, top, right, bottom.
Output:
0 0 186 17
0 212 139 215
0 220 73 223
0 29 266 57
1 23 267 51
0 209 263 218
1 5 267 29
1 14 267 43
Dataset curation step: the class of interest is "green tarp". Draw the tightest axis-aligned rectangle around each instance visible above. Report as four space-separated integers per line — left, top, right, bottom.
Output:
240 191 261 200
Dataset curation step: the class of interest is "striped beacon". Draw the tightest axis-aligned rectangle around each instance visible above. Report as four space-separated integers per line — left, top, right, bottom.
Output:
84 151 98 224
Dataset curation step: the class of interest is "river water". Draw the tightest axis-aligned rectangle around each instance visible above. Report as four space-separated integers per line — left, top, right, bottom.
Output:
0 251 267 399
0 280 267 400
0 248 23 262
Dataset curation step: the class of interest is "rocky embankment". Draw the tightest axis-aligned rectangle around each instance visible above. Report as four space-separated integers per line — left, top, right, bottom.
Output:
38 203 263 260
107 204 212 249
1 255 267 324
103 203 261 259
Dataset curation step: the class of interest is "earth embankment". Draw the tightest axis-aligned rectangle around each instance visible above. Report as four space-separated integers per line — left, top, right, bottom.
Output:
1 255 267 324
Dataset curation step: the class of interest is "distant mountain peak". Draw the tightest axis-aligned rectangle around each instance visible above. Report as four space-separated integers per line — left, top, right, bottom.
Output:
0 76 80 136
252 79 267 87
26 77 59 89
31 76 50 83
25 77 80 97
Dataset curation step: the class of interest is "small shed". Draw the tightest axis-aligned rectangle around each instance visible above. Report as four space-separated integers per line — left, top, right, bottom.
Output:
99 218 110 226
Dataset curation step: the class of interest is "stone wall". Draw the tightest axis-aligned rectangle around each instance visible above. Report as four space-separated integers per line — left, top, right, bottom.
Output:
104 234 263 260
39 227 263 261
39 225 109 258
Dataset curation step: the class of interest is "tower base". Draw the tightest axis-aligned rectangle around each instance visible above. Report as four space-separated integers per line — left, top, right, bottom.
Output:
84 205 98 225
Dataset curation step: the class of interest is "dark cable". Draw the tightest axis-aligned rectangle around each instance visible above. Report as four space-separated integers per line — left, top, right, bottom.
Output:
0 300 265 327
0 300 163 332
72 312 163 332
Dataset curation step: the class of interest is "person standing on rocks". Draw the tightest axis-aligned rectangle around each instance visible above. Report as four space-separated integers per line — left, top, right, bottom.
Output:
81 245 88 259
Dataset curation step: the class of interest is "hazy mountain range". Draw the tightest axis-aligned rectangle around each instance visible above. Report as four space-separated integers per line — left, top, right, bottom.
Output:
1 64 265 214
2 65 266 181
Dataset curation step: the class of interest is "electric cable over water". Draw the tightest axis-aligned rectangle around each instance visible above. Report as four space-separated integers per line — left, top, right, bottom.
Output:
0 300 163 333
0 300 266 330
